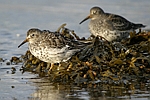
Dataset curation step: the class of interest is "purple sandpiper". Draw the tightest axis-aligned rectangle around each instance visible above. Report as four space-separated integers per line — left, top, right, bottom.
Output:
18 28 88 71
79 6 146 41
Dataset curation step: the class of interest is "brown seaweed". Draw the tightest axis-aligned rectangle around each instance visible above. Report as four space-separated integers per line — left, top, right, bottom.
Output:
10 24 150 88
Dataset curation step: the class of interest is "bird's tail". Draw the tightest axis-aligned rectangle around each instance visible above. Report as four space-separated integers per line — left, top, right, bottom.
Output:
134 23 146 29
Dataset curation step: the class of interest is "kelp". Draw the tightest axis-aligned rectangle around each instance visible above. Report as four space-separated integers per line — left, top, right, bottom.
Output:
10 24 150 87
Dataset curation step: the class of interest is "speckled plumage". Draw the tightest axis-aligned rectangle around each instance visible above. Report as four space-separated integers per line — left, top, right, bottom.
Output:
18 28 85 64
80 6 146 41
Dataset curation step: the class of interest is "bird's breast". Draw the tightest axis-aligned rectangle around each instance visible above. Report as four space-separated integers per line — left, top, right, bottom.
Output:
28 44 76 63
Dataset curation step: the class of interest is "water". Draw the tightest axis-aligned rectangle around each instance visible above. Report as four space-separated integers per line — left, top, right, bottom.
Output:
0 0 150 100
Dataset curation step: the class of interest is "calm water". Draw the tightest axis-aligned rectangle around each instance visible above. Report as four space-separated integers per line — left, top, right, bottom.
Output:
0 0 150 100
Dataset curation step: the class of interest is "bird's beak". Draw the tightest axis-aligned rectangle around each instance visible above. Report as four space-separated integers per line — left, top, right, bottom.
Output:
79 15 91 24
18 38 28 48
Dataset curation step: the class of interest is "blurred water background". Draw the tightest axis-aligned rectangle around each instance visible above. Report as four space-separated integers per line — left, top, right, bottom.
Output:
0 0 150 100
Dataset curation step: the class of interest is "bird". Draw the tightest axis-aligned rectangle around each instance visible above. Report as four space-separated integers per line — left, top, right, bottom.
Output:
79 6 146 42
18 28 88 72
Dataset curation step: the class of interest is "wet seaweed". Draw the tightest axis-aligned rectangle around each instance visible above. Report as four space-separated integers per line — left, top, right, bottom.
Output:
9 24 150 89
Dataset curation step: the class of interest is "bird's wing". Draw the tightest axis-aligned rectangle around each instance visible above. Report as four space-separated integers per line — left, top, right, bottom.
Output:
106 13 134 31
40 30 84 50
40 30 67 48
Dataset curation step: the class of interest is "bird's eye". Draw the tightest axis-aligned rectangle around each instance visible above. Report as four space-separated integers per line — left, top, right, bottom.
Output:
93 11 97 14
31 34 35 37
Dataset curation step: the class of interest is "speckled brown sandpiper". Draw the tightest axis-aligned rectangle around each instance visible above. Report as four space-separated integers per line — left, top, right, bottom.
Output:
79 6 146 41
18 28 88 71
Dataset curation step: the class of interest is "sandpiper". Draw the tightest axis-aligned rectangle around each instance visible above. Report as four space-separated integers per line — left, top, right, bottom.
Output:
79 6 146 41
18 28 88 71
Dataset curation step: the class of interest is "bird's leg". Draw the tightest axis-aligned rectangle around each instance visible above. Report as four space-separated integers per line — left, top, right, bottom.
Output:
138 28 142 34
57 63 62 71
46 63 50 70
97 35 109 42
48 63 54 74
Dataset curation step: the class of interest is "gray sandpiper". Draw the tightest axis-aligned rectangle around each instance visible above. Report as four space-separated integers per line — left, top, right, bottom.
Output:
79 6 146 42
18 28 88 71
